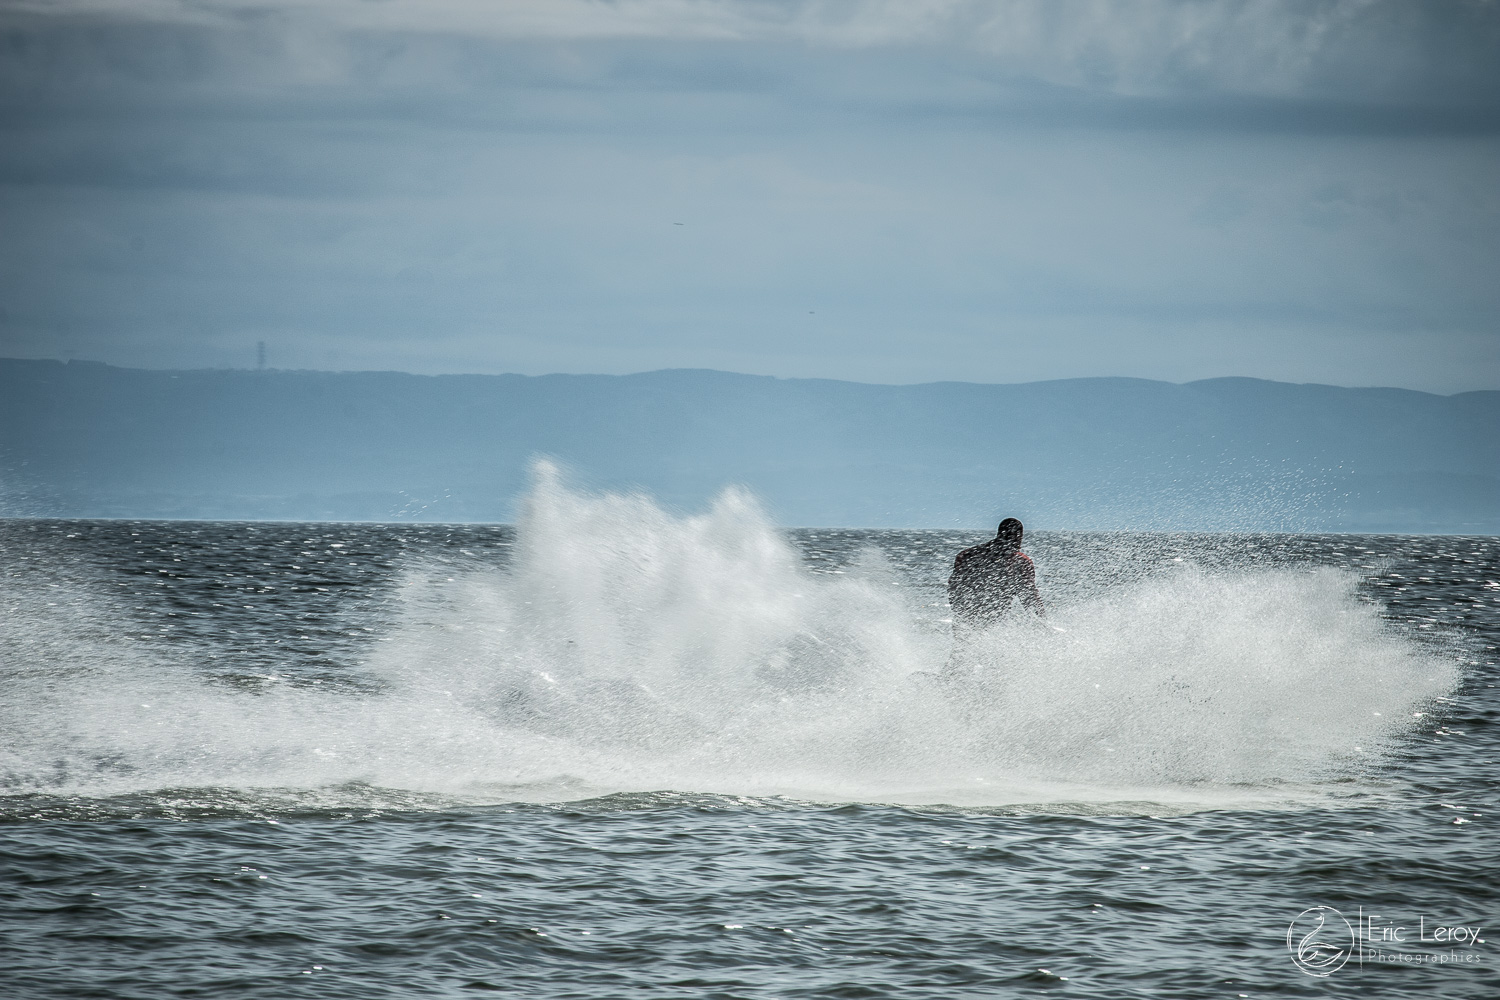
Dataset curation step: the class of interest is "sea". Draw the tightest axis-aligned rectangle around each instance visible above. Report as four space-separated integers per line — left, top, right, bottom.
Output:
1 474 1497 998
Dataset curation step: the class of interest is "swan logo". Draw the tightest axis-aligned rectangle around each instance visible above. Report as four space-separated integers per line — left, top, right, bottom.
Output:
1288 906 1356 977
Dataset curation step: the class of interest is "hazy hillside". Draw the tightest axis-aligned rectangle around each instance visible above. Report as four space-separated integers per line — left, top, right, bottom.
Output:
1 358 1495 531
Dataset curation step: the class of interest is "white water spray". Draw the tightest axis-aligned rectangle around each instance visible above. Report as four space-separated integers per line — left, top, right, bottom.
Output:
0 463 1460 810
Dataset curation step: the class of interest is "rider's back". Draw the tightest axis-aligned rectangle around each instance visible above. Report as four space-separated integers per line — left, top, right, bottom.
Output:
948 538 1037 627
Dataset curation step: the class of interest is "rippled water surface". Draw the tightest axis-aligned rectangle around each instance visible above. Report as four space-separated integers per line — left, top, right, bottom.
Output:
2 479 1497 997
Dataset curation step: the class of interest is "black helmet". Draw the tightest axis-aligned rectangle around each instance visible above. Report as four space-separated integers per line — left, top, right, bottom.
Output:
997 518 1023 548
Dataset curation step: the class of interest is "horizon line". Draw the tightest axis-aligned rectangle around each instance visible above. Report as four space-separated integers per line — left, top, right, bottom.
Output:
7 355 1495 397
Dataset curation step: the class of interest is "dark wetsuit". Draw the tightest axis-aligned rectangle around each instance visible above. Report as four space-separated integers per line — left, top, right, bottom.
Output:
947 540 1044 629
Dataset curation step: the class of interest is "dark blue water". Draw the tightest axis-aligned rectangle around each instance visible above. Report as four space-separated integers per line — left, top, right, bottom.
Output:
2 482 1496 997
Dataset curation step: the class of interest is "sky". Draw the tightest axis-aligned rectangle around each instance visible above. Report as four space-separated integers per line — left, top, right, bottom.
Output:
0 0 1497 392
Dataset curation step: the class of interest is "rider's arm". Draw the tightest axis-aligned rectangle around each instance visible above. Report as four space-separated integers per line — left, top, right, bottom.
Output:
1020 555 1045 616
948 547 973 594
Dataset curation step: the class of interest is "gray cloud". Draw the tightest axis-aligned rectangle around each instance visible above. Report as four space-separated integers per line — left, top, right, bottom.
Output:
0 0 1496 390
6 1 1500 114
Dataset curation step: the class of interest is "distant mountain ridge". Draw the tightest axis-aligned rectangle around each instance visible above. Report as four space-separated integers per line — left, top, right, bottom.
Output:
1 358 1495 531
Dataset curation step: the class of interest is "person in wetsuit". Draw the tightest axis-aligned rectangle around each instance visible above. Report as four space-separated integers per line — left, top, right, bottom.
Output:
947 517 1044 631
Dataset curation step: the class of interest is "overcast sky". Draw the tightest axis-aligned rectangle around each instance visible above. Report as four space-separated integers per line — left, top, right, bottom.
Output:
1 0 1497 391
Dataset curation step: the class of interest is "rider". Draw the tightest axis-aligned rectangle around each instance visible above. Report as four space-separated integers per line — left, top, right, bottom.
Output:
947 517 1044 631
